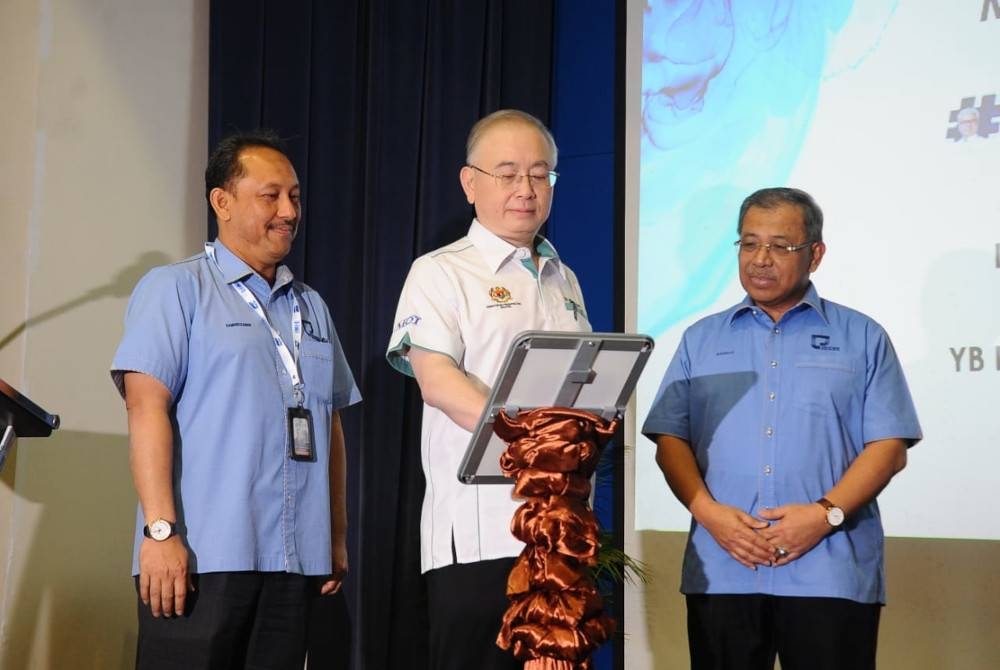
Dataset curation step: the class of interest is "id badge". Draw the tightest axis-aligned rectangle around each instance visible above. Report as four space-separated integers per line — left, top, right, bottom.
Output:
287 406 316 461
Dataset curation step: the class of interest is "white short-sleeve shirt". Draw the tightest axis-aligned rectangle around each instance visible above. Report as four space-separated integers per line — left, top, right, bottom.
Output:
387 219 591 573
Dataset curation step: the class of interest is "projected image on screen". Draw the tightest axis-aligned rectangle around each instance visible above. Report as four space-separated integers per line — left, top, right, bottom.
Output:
634 0 1000 540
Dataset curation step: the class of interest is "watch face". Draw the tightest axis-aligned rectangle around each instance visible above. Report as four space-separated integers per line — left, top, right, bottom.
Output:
149 519 173 541
827 507 845 527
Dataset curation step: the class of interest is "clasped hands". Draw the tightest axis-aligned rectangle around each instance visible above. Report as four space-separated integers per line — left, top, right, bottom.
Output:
692 499 831 570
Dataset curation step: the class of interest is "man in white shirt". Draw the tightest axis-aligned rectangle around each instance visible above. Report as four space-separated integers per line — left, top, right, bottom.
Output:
386 109 590 669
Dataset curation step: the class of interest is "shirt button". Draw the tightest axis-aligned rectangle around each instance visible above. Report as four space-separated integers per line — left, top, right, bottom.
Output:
769 391 776 401
764 465 772 475
765 427 774 437
770 360 778 368
773 327 780 334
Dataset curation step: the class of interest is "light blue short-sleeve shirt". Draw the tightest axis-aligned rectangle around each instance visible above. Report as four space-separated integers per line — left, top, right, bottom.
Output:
112 240 361 576
642 283 921 604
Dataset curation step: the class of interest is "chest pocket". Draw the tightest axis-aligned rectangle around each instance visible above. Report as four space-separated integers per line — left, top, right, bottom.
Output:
299 339 335 404
791 355 860 418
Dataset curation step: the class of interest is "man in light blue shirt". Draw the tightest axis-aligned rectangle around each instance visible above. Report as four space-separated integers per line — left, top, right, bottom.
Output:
642 187 920 670
111 130 360 669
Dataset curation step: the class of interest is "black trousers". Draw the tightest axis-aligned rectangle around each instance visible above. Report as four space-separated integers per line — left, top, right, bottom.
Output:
425 557 522 670
135 571 314 670
686 594 882 670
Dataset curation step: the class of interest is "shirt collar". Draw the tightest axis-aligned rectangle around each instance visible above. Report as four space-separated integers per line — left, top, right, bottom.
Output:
466 219 561 274
210 239 295 291
728 282 829 325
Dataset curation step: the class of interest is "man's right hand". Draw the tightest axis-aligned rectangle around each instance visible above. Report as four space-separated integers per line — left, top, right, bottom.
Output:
138 536 192 617
691 498 774 569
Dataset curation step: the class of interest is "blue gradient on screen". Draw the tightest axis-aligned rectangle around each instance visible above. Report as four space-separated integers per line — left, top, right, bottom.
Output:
638 0 855 336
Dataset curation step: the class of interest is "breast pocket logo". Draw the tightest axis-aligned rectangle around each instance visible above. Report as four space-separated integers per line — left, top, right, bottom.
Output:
489 286 512 303
811 334 840 351
487 286 520 310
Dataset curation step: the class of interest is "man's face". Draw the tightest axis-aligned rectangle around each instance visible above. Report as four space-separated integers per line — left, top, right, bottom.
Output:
213 146 301 277
459 121 555 246
737 203 824 320
958 109 979 139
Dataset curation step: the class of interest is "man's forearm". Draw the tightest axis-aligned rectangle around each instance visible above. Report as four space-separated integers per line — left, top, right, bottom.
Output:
409 347 488 432
125 373 177 524
655 434 714 515
329 411 347 543
822 438 908 517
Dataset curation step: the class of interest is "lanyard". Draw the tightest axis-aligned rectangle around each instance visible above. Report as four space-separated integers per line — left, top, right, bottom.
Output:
205 243 305 406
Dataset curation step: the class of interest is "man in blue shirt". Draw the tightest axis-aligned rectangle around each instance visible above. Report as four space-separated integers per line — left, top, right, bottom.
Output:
111 130 360 669
642 187 921 670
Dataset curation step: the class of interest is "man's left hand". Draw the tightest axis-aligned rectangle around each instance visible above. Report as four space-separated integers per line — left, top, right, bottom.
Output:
319 539 349 595
757 503 830 565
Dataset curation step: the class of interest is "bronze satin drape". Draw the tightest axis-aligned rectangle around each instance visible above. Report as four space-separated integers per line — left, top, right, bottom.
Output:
208 1 555 668
495 408 617 669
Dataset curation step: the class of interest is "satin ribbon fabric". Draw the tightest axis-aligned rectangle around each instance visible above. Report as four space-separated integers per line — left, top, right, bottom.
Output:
494 408 618 669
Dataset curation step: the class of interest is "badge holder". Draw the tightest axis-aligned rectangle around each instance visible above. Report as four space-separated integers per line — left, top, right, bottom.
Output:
458 331 654 485
288 406 316 462
1 377 60 473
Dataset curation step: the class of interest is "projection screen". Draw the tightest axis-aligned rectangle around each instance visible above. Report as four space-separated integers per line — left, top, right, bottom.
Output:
633 0 1000 540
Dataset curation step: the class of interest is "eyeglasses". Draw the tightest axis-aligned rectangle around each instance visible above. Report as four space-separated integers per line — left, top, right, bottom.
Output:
467 164 559 190
734 240 813 257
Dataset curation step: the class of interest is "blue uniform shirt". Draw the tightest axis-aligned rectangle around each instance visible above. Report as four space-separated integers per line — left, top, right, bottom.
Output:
112 240 361 576
642 283 921 603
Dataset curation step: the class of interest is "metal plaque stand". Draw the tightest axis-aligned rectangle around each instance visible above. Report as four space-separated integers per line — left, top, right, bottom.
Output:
458 331 653 484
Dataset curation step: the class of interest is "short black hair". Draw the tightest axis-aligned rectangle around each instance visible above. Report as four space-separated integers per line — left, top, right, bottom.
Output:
204 129 287 202
737 187 823 243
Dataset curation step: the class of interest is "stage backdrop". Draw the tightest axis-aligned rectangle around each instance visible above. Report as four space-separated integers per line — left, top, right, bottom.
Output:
634 0 1000 540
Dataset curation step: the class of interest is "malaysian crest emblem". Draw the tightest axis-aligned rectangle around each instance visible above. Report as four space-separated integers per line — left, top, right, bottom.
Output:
489 286 512 303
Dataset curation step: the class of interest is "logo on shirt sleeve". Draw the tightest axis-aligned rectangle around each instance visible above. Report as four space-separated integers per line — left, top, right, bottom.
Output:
396 314 422 330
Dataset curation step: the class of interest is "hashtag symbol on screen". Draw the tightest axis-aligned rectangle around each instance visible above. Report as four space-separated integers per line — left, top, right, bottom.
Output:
947 95 1000 140
977 94 1000 137
946 97 976 140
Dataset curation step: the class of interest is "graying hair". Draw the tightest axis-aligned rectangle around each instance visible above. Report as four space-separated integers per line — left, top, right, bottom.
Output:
465 109 558 166
738 187 823 243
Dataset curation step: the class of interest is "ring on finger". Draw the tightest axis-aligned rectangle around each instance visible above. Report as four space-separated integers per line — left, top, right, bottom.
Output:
774 546 789 559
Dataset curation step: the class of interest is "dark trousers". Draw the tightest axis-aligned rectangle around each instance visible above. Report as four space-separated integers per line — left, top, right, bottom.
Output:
425 557 522 670
686 594 882 670
135 571 312 670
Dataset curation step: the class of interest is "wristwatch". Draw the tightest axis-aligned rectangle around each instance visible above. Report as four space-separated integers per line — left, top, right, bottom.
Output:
817 498 845 528
143 518 177 542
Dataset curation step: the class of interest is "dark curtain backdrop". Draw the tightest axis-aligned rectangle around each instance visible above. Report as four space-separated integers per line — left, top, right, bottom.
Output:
208 2 554 668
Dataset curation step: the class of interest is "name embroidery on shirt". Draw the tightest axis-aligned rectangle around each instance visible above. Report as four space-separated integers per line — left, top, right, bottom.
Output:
226 322 253 328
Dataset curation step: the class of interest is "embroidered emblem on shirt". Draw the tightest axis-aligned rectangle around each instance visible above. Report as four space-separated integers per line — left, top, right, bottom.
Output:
226 322 253 328
489 286 512 303
563 297 583 321
811 334 840 351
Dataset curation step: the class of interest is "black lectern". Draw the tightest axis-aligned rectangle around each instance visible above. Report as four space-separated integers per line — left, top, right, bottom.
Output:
0 377 60 472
